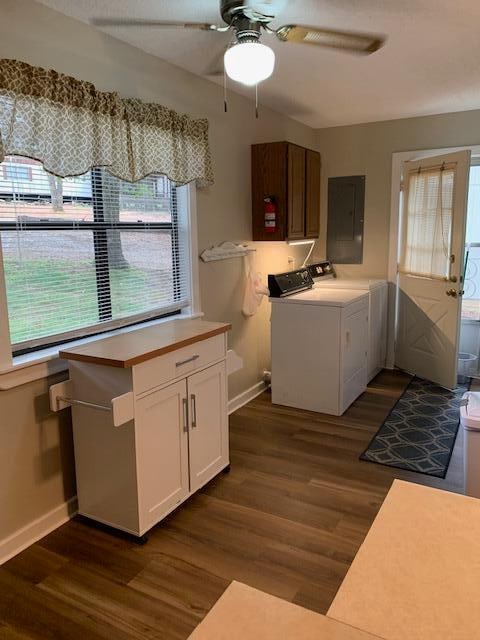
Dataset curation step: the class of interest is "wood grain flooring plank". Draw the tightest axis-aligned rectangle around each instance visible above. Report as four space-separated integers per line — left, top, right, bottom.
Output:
128 556 228 621
2 544 69 585
38 519 148 585
0 570 118 640
133 527 302 602
38 562 195 640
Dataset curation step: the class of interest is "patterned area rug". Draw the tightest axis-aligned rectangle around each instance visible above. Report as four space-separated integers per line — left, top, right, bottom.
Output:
360 377 468 478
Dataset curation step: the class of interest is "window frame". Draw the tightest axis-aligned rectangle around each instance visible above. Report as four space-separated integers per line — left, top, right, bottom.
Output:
461 160 480 323
0 178 200 377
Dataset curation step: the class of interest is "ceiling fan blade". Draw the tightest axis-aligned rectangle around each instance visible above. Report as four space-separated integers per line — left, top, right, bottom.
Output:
275 25 385 54
90 18 223 31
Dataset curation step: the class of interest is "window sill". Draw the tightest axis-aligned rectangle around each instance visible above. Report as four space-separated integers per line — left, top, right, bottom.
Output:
0 311 204 390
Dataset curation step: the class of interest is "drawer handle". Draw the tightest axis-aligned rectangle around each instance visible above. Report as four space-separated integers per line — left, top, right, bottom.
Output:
191 393 197 428
182 398 189 433
176 354 200 367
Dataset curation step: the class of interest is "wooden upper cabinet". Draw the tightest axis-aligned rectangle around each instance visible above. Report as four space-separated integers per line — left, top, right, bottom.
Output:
251 141 320 241
305 149 321 238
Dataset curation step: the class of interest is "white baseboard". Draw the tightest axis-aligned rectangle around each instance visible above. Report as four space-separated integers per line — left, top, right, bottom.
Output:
228 380 268 415
0 496 78 565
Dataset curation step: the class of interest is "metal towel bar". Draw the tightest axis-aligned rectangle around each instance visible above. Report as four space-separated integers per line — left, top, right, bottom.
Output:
58 396 112 413
50 380 134 427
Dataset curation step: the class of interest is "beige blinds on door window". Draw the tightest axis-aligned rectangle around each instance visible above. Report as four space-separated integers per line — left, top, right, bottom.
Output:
399 164 455 279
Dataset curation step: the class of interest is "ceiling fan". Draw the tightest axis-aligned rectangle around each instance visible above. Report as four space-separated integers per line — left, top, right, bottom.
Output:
92 0 386 87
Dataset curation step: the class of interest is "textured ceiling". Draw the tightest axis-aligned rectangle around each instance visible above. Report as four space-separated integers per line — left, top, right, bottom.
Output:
35 0 480 128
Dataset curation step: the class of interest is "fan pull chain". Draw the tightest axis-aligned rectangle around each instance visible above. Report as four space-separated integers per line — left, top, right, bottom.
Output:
223 68 228 113
255 83 259 119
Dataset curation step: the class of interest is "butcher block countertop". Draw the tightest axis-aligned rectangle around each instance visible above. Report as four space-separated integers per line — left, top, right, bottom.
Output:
59 319 231 368
328 480 480 640
188 581 380 640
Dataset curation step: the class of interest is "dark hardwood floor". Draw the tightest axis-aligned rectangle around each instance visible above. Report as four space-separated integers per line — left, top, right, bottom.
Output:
0 370 464 639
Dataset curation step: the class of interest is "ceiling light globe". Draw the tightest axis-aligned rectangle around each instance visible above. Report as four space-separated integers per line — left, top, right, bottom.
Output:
224 42 275 86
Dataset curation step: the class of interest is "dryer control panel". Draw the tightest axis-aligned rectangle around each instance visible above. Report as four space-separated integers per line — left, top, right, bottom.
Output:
307 260 336 280
268 268 313 298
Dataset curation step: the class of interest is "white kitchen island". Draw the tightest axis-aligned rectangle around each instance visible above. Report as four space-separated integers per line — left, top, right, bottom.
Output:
54 318 231 540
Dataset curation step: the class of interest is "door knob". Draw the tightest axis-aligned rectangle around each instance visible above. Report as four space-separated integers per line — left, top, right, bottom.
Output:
446 288 458 298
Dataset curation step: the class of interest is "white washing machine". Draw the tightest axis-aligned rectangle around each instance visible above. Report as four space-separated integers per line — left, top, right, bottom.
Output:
307 261 388 382
269 268 369 416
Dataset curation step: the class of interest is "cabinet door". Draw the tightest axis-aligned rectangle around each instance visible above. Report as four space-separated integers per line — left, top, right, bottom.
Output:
305 149 321 238
343 308 368 383
188 362 228 493
136 379 189 531
287 144 306 239
251 142 288 241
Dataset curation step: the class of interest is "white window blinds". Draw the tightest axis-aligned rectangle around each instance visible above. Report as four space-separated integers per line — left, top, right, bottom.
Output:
400 164 455 279
0 156 191 352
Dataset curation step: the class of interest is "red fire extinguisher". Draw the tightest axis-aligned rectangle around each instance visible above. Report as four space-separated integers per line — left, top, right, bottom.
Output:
264 196 276 233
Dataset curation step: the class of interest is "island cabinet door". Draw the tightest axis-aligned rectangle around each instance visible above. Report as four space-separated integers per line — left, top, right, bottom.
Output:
135 379 190 532
188 362 229 493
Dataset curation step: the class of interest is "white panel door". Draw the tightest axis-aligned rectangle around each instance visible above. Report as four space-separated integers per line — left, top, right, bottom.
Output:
136 379 189 530
188 362 228 493
395 150 470 389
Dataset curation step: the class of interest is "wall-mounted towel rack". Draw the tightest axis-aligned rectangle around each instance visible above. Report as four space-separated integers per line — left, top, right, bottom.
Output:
49 380 134 427
57 396 112 412
200 241 256 263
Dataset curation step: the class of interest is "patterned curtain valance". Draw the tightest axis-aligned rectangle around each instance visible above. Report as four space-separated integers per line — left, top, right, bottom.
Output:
0 59 214 186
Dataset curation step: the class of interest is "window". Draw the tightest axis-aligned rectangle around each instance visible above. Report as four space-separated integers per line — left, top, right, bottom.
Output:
462 164 480 320
400 165 454 279
0 156 191 353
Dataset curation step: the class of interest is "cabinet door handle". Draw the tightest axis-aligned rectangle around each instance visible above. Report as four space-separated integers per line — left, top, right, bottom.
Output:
191 394 197 428
182 397 189 433
176 354 200 367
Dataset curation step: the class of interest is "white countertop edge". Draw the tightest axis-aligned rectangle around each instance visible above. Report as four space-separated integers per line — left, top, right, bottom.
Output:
0 312 205 390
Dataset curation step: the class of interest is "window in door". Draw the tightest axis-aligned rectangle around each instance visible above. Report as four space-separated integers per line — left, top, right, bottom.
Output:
399 165 455 279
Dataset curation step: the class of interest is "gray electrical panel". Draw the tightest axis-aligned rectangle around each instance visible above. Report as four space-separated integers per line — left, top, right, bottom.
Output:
327 175 365 264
